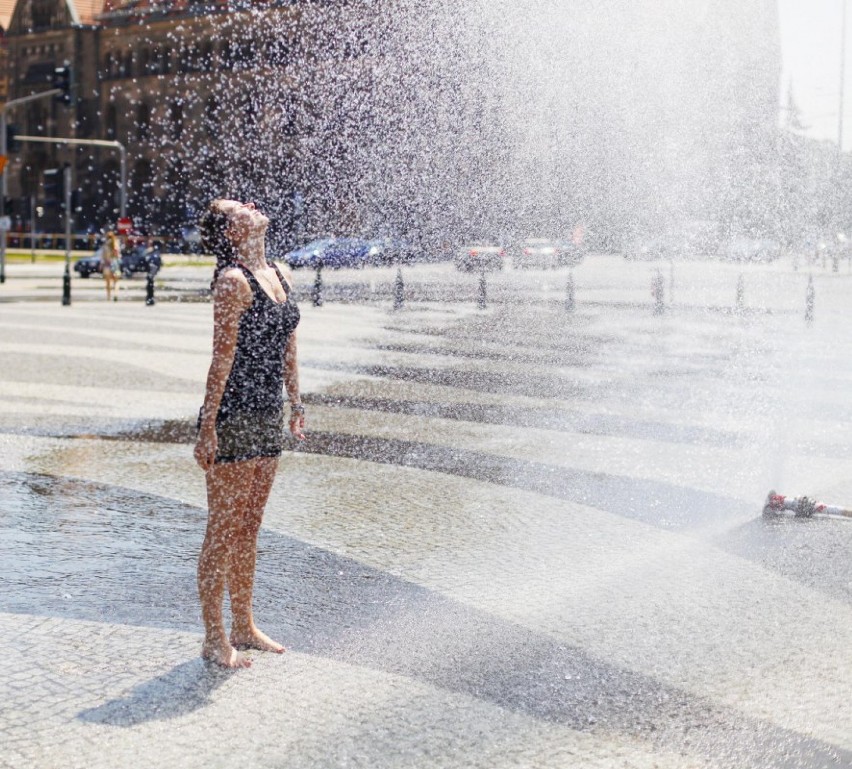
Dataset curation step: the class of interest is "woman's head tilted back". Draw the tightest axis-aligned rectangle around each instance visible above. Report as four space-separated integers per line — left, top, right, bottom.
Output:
200 200 237 290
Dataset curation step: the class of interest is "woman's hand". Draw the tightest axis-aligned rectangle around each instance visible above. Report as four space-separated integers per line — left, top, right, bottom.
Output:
194 425 218 471
288 408 306 441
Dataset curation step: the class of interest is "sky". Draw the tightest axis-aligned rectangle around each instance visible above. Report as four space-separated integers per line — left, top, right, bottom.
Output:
778 0 850 148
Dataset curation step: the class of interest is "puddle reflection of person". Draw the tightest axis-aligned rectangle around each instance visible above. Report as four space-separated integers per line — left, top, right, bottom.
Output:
102 230 121 301
194 198 304 668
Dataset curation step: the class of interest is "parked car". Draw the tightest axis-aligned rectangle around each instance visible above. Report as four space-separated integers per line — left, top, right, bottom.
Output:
365 237 417 265
454 243 505 272
120 242 162 277
281 237 376 269
624 236 678 261
557 242 586 268
721 237 782 262
281 239 334 269
513 238 560 269
73 242 162 279
73 248 105 278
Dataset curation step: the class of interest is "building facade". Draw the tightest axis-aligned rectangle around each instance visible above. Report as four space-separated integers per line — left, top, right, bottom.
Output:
3 0 377 247
3 0 808 251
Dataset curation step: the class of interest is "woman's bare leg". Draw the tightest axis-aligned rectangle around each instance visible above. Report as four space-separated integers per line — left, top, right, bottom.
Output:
228 456 285 653
104 273 112 301
198 459 255 668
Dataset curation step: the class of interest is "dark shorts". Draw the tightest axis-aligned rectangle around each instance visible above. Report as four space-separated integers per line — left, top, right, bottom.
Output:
198 409 285 464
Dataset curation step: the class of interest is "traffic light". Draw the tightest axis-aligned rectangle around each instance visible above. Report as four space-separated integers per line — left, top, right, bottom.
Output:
43 168 64 209
51 65 72 105
6 125 20 153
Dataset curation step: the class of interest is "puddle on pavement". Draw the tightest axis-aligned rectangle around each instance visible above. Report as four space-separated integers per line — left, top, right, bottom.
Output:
0 470 203 624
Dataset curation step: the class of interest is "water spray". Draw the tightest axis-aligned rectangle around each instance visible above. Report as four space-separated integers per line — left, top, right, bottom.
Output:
762 490 852 520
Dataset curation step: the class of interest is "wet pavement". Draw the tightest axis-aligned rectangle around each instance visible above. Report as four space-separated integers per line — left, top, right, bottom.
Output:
1 255 852 768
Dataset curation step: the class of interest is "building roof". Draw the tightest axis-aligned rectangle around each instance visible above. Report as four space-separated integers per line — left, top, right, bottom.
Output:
2 0 106 31
72 0 106 24
0 0 16 30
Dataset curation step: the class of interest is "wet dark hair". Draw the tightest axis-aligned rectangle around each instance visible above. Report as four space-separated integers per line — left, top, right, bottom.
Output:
199 204 237 291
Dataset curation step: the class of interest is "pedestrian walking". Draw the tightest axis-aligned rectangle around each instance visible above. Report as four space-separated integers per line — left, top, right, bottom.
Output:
102 230 121 301
194 198 305 668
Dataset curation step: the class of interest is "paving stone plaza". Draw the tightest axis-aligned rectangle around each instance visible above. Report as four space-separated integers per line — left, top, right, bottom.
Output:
1 255 851 769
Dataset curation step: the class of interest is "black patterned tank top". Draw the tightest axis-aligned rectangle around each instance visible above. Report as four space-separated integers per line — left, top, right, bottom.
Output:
217 262 300 419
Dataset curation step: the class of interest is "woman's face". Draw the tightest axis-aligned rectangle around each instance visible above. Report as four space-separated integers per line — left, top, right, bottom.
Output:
215 199 269 242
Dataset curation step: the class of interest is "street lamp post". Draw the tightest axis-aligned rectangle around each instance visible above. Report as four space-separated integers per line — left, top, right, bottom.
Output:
841 0 848 161
1 134 127 294
62 165 71 305
0 89 63 283
15 136 127 218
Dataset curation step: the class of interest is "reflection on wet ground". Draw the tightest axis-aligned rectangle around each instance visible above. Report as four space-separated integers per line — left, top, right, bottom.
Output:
1 469 847 768
723 516 852 605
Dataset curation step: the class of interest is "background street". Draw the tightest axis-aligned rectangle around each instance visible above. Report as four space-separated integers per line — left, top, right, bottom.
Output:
1 254 851 768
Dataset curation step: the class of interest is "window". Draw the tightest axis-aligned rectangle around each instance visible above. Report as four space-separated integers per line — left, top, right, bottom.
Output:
31 0 53 29
264 38 288 67
170 101 183 140
156 47 171 75
219 40 233 70
204 95 220 138
106 104 118 140
137 103 150 141
233 41 254 70
26 102 46 135
200 40 215 71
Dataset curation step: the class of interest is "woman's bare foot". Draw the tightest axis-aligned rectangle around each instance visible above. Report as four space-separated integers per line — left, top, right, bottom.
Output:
230 626 285 654
201 638 252 668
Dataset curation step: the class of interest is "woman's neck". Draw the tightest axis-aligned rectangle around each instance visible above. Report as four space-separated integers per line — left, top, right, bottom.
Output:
234 236 266 269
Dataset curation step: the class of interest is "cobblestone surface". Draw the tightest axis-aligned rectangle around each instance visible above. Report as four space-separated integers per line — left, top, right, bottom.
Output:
1 257 852 768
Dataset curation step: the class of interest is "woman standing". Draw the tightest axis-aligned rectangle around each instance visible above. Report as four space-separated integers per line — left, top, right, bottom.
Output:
102 230 121 301
194 199 305 669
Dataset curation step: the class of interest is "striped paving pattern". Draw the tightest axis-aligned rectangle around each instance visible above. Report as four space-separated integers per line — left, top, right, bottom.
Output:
1 256 851 768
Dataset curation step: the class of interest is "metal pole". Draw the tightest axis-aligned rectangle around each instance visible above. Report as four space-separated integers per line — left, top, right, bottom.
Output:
62 165 71 306
119 144 127 219
1 90 64 285
841 0 848 162
393 267 404 310
30 195 36 263
16 135 127 220
312 263 323 307
1 111 7 284
565 271 575 313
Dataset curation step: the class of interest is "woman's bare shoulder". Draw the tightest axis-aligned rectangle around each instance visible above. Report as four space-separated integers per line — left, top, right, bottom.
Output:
213 268 252 305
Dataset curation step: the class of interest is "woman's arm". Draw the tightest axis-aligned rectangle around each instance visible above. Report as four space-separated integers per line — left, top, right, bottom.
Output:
194 271 251 470
284 330 305 440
